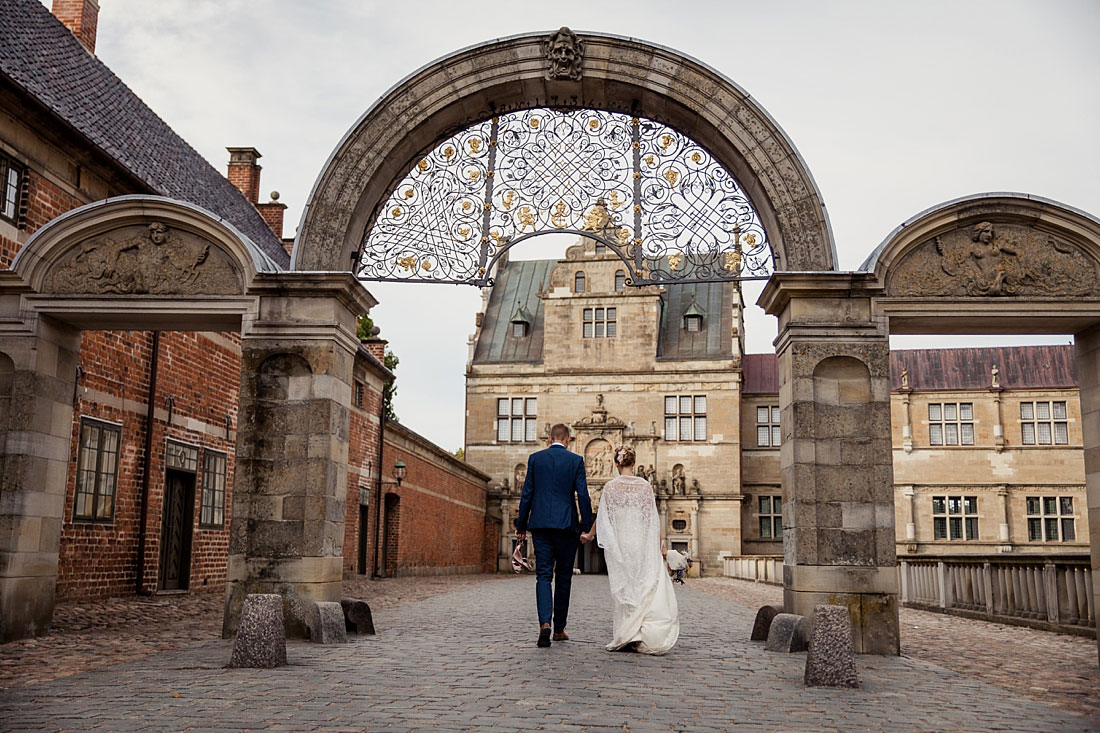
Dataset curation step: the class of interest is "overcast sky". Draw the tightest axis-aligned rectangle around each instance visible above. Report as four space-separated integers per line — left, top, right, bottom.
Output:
75 1 1100 451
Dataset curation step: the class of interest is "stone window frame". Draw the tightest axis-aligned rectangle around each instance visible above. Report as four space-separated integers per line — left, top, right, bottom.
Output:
614 269 626 292
574 271 586 293
496 397 537 443
757 494 783 539
582 306 616 338
928 402 974 446
1019 400 1068 445
1026 495 1076 542
73 417 122 523
0 152 24 227
199 449 228 529
932 495 978 541
664 394 706 441
756 404 781 447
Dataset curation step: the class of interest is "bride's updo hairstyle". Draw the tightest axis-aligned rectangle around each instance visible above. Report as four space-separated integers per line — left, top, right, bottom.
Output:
613 446 636 469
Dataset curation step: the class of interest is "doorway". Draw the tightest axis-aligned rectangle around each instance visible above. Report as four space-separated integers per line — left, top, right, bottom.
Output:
357 499 369 575
159 469 194 591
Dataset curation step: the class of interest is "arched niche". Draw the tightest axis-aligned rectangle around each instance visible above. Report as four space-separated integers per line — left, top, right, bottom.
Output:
293 30 836 275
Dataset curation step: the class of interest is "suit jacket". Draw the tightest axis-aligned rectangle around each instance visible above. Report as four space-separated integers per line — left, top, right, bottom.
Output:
515 444 593 533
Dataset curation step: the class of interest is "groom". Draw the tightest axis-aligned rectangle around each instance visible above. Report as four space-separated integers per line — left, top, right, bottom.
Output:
515 423 593 648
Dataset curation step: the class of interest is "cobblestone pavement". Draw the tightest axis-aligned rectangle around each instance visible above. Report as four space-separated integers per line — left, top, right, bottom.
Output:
695 577 1100 724
2 575 1097 732
0 574 512 690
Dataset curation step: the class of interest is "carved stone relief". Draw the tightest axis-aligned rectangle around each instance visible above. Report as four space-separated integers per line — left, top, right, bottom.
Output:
889 222 1099 298
44 222 241 295
545 27 583 81
584 438 613 479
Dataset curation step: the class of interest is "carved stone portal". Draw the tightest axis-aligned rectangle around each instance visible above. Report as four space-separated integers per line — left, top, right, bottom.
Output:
45 222 241 295
888 222 1098 297
545 27 584 81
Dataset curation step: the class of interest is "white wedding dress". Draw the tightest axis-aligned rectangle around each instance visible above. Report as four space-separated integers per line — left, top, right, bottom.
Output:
596 475 679 654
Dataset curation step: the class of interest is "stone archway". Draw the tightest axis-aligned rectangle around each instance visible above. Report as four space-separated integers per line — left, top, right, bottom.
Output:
0 196 375 641
292 30 837 276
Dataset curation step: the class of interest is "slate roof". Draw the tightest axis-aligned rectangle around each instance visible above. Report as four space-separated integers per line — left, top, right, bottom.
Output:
473 258 735 364
741 345 1079 395
0 0 289 266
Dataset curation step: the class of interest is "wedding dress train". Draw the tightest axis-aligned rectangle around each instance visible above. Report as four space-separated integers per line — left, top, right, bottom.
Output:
596 475 679 655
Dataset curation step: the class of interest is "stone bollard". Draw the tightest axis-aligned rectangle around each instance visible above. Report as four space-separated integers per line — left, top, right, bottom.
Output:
764 613 808 653
307 601 348 644
804 605 859 688
750 604 782 641
228 594 287 668
341 598 376 635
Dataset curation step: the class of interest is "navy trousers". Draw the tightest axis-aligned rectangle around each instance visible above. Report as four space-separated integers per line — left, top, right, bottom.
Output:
531 529 579 632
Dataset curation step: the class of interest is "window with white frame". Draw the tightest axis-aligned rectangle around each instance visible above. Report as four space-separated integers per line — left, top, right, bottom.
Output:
614 270 626 292
574 271 586 293
0 153 23 226
664 395 706 441
582 307 616 338
74 418 121 521
200 450 227 528
1020 401 1068 445
928 402 974 446
758 495 782 539
497 397 537 443
756 405 780 447
932 495 978 540
1026 496 1076 542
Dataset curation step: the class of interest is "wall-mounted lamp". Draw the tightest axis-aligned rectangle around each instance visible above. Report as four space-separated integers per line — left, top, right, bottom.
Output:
393 460 407 487
165 395 175 425
224 413 232 441
73 364 86 402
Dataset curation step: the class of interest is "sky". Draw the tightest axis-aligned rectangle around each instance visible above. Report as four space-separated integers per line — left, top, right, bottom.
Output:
72 0 1100 451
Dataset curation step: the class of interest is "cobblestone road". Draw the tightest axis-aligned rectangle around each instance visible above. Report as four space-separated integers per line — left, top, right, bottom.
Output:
1 575 1096 732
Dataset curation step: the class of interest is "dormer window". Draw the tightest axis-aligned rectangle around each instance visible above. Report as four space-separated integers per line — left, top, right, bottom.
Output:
574 271 586 293
615 270 626 292
683 297 705 332
510 303 532 338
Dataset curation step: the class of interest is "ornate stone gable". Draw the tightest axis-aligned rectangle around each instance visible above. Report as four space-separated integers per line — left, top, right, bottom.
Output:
44 222 242 295
888 221 1099 298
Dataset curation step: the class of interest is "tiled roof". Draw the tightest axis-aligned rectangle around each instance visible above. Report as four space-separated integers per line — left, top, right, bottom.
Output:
741 345 1079 395
0 0 288 266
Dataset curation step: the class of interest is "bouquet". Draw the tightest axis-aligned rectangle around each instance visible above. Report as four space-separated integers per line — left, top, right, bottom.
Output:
665 548 692 585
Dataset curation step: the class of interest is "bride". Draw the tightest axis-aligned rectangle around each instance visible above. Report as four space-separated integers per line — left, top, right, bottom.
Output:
580 446 679 654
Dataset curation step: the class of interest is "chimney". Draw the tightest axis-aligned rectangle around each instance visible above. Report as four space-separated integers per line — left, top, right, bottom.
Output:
256 190 288 239
226 147 262 204
362 337 388 364
52 0 100 54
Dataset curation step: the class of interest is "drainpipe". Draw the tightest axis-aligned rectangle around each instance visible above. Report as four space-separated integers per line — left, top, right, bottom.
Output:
135 330 160 596
372 382 388 578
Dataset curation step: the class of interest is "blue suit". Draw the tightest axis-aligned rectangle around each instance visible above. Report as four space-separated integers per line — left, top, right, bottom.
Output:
516 443 593 632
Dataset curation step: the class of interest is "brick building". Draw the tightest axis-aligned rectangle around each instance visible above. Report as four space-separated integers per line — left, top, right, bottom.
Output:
0 0 487 624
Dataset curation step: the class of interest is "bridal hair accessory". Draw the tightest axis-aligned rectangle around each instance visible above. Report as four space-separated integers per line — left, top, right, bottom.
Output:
615 448 627 462
511 542 533 573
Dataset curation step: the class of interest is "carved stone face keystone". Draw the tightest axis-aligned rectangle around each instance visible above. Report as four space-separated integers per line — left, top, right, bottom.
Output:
546 27 584 81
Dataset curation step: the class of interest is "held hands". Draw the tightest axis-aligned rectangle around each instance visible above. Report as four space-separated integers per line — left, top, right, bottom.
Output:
579 530 595 544
515 530 526 541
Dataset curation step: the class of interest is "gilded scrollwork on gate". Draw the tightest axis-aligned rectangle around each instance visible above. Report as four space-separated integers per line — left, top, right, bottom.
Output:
888 221 1099 297
357 107 774 287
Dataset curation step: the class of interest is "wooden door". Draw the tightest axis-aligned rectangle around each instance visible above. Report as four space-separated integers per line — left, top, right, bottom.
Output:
159 470 194 591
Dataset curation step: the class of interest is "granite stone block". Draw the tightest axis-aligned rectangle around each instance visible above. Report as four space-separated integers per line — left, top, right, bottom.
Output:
804 605 859 688
765 613 808 653
228 594 287 668
341 598 376 635
307 601 347 644
750 604 781 641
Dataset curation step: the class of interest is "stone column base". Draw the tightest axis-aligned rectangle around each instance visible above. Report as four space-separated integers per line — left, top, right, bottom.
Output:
783 564 900 655
222 555 343 638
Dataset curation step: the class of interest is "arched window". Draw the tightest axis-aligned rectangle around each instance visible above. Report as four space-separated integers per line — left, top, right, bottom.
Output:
574 271 586 293
614 270 626 292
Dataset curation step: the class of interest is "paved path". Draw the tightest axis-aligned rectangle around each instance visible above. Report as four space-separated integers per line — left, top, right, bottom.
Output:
1 575 1095 732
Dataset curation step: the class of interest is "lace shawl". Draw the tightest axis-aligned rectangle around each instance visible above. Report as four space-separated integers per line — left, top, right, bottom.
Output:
596 475 663 613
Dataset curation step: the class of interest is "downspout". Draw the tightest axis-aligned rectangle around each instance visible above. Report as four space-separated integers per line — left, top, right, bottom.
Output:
372 382 388 578
135 330 160 596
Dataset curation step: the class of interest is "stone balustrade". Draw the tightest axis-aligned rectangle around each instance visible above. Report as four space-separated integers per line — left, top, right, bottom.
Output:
723 555 784 585
899 554 1094 637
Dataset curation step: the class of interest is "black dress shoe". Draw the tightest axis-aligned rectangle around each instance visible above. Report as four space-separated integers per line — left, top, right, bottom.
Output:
537 627 551 648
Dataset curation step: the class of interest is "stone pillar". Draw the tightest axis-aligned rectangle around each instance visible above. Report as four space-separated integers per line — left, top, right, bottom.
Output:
223 273 376 638
1074 324 1100 663
761 273 900 654
0 314 81 641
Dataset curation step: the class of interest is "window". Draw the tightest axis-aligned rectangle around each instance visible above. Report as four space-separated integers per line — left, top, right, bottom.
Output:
614 270 626 292
497 397 537 443
512 321 528 338
0 153 23 226
932 495 978 541
582 307 616 338
758 495 782 539
671 519 687 531
595 243 607 255
664 395 706 441
354 381 365 409
200 450 227 528
928 402 974 446
74 419 121 521
756 405 781 447
574 271 586 293
1027 496 1076 542
684 313 703 332
1020 401 1068 445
